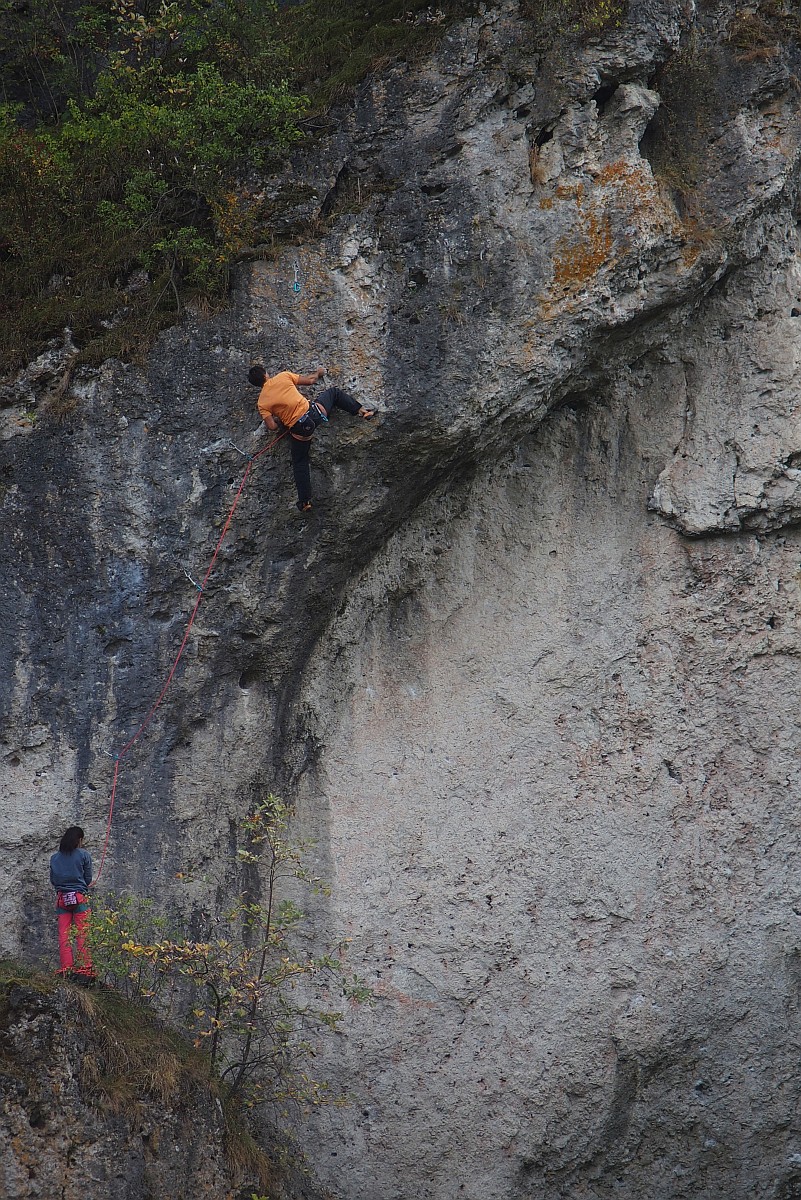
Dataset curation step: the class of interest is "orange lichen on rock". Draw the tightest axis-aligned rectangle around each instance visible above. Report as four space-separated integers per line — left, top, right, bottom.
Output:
554 182 586 205
595 159 670 227
541 158 683 312
552 210 614 289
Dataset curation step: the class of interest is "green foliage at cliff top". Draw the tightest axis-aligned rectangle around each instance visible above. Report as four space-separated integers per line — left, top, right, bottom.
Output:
0 0 478 376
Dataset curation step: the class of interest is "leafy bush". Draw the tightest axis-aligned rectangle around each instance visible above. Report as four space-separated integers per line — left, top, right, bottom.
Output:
0 0 479 373
0 0 305 370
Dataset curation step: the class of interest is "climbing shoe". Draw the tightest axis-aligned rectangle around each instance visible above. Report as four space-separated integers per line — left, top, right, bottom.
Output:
296 500 313 512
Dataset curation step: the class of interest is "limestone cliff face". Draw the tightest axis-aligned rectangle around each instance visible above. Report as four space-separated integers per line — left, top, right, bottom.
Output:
2 1 801 1197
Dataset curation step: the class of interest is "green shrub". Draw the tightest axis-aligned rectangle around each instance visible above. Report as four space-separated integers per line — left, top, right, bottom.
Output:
0 0 480 372
0 0 305 371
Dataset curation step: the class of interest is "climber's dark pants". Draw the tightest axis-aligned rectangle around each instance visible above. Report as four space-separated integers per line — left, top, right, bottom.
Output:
289 387 362 504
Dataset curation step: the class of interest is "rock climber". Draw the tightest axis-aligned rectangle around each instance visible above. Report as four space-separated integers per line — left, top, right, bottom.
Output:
50 825 96 983
247 364 375 512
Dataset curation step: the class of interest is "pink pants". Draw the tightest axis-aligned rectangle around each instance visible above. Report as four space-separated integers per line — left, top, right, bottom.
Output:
57 909 93 973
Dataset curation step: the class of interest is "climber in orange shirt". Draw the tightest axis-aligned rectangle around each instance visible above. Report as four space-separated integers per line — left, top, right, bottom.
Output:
247 365 375 511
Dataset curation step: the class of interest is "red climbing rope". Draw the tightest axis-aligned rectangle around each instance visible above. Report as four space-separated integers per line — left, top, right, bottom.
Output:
93 431 286 883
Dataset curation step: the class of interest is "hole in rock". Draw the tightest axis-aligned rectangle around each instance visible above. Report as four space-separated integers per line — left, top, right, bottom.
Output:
238 666 261 690
637 105 664 168
319 164 351 218
103 637 130 656
557 390 591 412
592 82 618 114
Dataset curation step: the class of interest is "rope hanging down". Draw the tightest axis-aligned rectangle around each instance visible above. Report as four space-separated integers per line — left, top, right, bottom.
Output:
93 430 287 883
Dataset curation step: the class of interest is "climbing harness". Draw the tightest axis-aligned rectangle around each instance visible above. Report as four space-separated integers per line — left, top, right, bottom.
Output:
292 402 329 440
92 429 287 883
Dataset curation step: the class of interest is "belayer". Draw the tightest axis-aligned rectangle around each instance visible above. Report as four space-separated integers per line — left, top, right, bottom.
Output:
50 825 96 983
247 364 375 512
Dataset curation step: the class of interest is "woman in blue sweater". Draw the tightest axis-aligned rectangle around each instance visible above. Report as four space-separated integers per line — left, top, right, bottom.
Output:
49 826 95 978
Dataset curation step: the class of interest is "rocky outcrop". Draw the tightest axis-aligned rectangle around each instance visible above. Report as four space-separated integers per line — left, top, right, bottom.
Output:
0 970 241 1199
2 1 801 1197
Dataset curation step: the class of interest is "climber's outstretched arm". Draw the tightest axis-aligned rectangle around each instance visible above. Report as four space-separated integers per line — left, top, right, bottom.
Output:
295 367 325 387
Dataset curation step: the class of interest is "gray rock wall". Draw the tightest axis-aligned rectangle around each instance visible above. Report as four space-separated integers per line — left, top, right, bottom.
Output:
2 1 801 1196
289 213 801 1199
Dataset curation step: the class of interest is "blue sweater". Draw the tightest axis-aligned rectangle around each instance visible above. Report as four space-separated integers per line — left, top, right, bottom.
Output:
50 848 93 893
